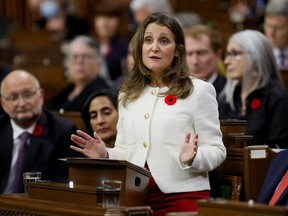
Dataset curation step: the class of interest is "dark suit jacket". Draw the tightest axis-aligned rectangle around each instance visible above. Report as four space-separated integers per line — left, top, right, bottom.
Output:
0 65 12 116
0 109 80 193
105 37 129 81
45 76 110 112
257 150 288 206
218 81 288 148
212 74 226 97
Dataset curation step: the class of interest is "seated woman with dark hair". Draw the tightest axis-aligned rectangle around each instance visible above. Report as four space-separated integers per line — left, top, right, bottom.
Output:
81 89 119 148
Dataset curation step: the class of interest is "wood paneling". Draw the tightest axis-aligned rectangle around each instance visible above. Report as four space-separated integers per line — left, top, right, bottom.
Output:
0 0 251 43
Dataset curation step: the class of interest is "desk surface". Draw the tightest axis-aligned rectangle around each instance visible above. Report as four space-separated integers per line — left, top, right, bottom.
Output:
197 199 288 216
0 194 152 216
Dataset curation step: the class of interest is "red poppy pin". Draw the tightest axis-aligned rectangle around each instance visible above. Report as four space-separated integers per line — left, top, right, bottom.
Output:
165 94 177 106
33 125 44 136
250 98 261 110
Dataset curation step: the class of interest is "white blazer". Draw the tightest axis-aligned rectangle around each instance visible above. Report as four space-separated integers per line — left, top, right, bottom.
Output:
108 77 226 193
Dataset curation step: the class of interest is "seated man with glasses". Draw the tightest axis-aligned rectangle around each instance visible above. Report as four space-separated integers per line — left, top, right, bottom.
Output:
0 70 81 194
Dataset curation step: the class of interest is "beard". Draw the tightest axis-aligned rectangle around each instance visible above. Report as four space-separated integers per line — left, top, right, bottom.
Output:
13 113 40 128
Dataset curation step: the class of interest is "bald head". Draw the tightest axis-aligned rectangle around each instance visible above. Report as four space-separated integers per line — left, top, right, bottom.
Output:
0 70 44 128
0 70 40 95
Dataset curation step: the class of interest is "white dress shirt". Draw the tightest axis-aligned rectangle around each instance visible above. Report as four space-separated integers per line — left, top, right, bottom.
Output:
273 48 288 70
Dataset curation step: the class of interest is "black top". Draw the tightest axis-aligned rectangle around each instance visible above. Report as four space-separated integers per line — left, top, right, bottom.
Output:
45 76 110 112
0 65 12 116
212 74 226 97
0 64 11 81
105 37 129 81
218 81 288 148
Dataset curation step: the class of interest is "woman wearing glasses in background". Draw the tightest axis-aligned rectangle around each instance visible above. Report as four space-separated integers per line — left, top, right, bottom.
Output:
45 35 110 112
218 29 288 149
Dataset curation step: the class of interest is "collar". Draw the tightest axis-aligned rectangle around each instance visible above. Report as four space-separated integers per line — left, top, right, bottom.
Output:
274 48 288 57
10 120 36 139
207 72 218 84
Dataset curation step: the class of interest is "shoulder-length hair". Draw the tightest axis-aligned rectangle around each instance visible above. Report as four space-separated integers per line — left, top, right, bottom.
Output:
81 89 119 136
222 29 283 109
120 12 192 106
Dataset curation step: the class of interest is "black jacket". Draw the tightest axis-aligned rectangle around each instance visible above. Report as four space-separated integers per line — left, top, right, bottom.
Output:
0 109 79 193
45 76 110 112
218 81 288 148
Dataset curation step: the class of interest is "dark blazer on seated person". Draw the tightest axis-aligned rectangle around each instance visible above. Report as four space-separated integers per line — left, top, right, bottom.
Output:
45 77 109 112
0 65 12 115
0 109 80 194
257 149 288 206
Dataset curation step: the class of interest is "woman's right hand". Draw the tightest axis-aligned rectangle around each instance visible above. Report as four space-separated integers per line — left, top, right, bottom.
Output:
70 130 108 158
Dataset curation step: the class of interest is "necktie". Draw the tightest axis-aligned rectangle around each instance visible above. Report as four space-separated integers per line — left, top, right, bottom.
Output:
12 132 30 193
269 170 288 206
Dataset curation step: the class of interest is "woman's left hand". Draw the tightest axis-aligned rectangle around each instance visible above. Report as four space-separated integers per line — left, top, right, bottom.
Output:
179 132 198 166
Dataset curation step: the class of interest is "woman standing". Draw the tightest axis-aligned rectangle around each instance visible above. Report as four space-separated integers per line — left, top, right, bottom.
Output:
71 13 226 215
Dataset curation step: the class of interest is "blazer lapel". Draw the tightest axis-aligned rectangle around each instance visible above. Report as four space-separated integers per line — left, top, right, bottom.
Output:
25 113 49 169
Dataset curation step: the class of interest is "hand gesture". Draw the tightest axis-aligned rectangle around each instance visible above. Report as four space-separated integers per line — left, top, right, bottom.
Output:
70 130 108 158
179 132 198 166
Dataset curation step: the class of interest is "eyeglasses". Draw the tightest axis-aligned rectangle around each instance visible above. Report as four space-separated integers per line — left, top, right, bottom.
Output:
67 54 96 62
1 89 40 103
225 50 245 60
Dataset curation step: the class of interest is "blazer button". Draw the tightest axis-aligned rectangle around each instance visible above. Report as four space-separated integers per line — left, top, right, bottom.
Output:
144 113 150 119
151 89 156 95
143 141 148 148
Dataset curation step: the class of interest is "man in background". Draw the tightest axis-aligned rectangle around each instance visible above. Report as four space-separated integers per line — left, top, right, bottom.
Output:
183 24 226 97
0 70 80 194
264 0 288 70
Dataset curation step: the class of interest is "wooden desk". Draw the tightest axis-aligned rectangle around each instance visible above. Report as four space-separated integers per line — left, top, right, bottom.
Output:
213 145 278 201
0 194 152 216
243 146 277 201
66 158 151 207
220 120 246 146
215 120 277 201
196 199 288 216
227 133 253 148
166 199 288 216
0 194 106 216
